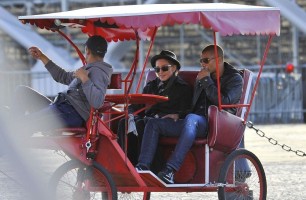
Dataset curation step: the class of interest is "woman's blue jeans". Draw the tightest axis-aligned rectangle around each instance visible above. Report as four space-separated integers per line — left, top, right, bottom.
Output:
138 113 207 171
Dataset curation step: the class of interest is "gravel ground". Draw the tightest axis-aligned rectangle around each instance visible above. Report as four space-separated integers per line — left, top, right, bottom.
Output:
0 124 305 200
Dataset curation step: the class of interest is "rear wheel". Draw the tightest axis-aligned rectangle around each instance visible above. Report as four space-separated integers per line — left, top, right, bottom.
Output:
49 159 117 200
218 149 266 200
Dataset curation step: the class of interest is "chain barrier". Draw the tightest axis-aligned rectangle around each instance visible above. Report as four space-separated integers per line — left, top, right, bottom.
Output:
246 121 306 157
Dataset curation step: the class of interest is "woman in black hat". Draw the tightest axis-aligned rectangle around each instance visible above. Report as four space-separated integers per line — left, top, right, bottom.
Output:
117 50 193 167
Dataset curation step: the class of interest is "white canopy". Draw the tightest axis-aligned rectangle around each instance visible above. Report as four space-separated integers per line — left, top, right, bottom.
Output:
19 3 280 41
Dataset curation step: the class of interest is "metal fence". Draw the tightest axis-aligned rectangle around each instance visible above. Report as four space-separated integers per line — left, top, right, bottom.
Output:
0 69 303 124
248 72 303 124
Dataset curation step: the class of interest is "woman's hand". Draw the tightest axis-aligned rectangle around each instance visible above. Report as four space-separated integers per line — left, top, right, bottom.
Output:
162 114 179 121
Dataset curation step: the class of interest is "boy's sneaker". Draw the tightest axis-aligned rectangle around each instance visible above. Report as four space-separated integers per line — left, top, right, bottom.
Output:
157 166 175 184
135 164 149 172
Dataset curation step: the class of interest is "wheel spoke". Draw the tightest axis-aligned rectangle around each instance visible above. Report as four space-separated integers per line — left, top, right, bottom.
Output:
49 160 117 200
218 149 267 200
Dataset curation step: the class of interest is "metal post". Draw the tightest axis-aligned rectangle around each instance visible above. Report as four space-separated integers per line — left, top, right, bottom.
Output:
25 2 30 15
303 67 306 122
180 25 185 67
137 0 144 72
290 0 304 122
61 0 68 11
61 0 70 51
204 144 209 184
292 26 299 69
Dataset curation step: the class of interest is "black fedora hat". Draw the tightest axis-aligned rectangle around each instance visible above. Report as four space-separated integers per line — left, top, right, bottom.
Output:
150 50 181 70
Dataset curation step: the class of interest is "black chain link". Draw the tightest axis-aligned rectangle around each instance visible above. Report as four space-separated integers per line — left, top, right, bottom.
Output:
246 121 306 157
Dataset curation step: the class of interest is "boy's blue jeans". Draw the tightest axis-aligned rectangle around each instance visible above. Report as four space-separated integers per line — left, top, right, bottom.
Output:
10 85 85 136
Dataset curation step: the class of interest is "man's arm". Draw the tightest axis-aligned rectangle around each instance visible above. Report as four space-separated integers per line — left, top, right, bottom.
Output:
28 46 74 85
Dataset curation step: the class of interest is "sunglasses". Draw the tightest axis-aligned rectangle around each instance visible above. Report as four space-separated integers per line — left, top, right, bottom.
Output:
200 57 216 64
154 65 172 73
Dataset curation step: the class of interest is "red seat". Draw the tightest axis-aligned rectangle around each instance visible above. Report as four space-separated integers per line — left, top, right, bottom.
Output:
108 73 122 89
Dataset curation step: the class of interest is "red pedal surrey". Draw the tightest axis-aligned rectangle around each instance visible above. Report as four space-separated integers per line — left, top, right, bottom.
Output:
18 3 280 200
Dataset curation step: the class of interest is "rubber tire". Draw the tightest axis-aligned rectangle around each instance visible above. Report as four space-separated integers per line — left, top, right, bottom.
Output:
218 149 267 200
49 159 117 200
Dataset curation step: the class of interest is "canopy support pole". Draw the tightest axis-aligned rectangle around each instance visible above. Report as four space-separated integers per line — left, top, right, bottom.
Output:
57 29 86 65
213 32 222 110
136 27 158 93
244 35 274 122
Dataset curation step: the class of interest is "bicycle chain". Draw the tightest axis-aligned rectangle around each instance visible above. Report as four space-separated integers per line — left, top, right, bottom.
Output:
246 121 306 157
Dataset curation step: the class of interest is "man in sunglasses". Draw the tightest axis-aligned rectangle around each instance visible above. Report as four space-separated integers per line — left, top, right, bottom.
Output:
117 50 192 166
136 44 243 184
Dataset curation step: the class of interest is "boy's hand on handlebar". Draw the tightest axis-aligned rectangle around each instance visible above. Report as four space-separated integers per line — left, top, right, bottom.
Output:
162 114 179 122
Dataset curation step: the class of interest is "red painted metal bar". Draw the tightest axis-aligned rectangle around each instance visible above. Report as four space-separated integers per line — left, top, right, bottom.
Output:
127 35 140 94
56 29 95 142
103 105 153 124
121 32 140 162
213 32 222 110
244 35 274 122
122 31 139 93
86 27 99 143
57 30 86 65
136 27 158 93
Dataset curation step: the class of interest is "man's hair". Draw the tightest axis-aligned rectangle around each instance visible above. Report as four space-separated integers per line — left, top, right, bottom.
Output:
202 44 224 58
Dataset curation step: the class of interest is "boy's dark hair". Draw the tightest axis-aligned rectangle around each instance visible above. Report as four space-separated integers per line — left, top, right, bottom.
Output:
85 35 108 57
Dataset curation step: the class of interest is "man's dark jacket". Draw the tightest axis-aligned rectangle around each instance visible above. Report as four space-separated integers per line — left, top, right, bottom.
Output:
192 62 243 117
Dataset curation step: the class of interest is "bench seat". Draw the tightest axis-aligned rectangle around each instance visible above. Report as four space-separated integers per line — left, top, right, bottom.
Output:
145 69 251 153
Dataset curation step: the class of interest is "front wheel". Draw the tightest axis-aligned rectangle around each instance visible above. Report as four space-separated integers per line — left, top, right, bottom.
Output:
49 159 117 200
218 149 267 200
118 192 151 200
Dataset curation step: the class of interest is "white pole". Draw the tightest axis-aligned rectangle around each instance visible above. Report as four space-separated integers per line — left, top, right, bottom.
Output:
291 0 299 71
205 144 210 183
61 0 68 11
137 0 144 71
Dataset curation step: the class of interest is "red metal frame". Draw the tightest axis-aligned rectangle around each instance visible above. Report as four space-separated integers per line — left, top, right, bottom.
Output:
31 29 270 193
136 27 158 94
244 35 274 122
213 32 274 123
24 38 270 200
22 6 276 198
